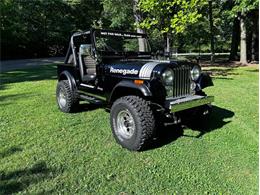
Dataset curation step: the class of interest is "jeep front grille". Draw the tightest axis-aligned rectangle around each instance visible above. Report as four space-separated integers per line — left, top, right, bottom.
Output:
172 66 191 98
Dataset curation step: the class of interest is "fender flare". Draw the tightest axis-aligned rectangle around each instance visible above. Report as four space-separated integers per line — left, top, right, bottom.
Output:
197 72 214 89
58 71 77 92
109 80 152 103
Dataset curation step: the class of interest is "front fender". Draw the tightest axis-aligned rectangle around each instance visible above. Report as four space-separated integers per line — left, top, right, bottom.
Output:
197 72 214 89
109 80 152 103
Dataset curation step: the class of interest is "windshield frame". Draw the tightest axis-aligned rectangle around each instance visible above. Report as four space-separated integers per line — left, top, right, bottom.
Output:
92 29 151 58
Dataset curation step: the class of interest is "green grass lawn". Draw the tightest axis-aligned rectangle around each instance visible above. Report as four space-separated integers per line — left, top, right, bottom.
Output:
0 64 258 194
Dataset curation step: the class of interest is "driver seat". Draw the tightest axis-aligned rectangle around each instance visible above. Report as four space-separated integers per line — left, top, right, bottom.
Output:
79 44 96 83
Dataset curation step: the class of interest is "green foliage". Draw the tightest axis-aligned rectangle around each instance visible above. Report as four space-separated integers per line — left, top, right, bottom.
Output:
230 0 259 16
0 0 258 58
179 1 234 53
138 0 207 34
1 0 72 58
101 0 134 30
147 29 165 51
0 0 102 59
0 64 258 194
123 39 139 51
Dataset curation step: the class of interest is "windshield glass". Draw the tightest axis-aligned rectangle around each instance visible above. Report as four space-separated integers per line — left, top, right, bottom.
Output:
94 31 150 54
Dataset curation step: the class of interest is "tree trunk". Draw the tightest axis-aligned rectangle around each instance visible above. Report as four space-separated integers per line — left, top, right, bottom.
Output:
166 33 170 53
133 0 146 51
251 10 258 62
162 32 171 59
251 26 257 62
240 13 247 65
208 0 215 64
229 17 240 61
246 25 252 62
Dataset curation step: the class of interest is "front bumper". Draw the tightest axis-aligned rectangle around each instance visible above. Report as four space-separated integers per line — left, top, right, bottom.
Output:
166 95 214 113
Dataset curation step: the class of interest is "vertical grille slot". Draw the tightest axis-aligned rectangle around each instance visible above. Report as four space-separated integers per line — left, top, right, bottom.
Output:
172 66 191 98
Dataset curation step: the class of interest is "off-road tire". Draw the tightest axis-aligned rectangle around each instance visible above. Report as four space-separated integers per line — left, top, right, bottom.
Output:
110 96 155 151
56 80 79 113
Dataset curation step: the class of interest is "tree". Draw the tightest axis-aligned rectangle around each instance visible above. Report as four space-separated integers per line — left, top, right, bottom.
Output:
228 0 259 64
138 0 207 52
1 0 75 58
246 9 258 61
208 0 214 63
101 0 134 30
229 16 240 60
133 0 147 51
0 0 103 59
101 0 147 51
240 10 247 64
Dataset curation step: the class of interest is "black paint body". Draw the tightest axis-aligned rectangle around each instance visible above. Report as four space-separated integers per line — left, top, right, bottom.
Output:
57 29 213 110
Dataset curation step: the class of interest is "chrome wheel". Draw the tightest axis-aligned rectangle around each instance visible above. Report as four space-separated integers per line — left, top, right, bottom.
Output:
58 88 67 108
116 109 135 139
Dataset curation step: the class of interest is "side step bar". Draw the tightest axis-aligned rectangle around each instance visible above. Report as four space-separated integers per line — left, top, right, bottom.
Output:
79 94 104 104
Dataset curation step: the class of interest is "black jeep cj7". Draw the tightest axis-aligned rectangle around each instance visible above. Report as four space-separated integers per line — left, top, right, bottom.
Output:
56 29 214 151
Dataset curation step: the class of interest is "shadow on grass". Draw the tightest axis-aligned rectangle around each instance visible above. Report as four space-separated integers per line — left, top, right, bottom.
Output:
0 65 57 90
144 106 234 151
204 68 239 79
212 77 234 80
75 103 105 113
0 161 56 194
183 106 234 138
0 93 35 107
0 146 23 159
245 69 259 73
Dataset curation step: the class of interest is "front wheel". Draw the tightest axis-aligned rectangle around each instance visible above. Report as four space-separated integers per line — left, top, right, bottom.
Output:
110 96 155 151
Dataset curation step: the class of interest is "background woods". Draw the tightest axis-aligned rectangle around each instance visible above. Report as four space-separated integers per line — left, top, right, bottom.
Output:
0 0 259 64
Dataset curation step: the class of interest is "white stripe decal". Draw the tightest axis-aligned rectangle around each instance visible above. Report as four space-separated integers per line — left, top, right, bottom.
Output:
139 64 148 78
139 62 160 79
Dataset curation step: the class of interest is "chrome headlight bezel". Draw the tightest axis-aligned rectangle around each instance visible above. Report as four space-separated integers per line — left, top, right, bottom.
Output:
191 65 201 81
161 68 174 86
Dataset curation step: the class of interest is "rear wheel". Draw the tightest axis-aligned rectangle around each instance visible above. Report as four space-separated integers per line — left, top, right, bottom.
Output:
56 80 79 113
110 96 155 151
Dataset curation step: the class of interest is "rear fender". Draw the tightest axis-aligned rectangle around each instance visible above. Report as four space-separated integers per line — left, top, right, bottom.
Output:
58 71 77 92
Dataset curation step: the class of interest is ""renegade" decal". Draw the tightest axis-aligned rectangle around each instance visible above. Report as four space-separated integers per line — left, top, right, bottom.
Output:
110 67 139 75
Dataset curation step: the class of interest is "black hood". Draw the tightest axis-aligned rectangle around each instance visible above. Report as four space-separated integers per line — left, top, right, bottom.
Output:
104 59 176 79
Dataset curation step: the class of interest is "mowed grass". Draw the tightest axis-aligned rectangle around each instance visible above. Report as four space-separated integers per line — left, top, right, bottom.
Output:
0 64 258 194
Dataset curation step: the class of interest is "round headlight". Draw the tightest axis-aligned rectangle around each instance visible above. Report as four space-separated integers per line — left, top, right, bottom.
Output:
162 68 174 85
191 65 201 81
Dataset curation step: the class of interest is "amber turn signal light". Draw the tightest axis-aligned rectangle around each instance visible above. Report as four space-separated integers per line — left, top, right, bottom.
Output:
134 80 144 85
